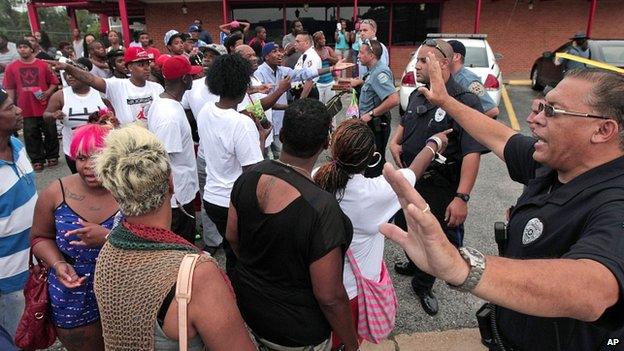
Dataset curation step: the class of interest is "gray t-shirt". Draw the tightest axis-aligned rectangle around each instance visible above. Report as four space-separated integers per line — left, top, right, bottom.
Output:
0 43 19 88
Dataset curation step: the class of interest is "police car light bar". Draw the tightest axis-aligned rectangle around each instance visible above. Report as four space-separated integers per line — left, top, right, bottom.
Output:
426 33 488 39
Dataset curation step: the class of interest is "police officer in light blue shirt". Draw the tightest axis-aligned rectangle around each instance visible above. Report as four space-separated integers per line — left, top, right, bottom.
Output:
448 40 499 118
357 19 389 79
357 40 399 177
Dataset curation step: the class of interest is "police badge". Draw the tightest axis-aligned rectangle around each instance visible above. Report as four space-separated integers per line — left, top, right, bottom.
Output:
434 107 446 122
522 218 544 245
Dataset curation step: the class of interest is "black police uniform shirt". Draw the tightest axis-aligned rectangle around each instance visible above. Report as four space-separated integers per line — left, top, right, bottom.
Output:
499 134 624 351
400 77 488 178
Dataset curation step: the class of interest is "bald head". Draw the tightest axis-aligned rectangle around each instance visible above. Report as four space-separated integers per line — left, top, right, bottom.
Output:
234 44 258 71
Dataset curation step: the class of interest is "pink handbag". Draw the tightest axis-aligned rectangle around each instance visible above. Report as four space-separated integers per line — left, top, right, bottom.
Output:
346 249 397 343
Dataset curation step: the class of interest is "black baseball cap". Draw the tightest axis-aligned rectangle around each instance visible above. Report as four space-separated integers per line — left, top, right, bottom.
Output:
448 40 466 58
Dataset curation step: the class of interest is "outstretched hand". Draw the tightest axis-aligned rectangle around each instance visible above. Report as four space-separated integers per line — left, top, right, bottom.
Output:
416 52 451 107
378 163 468 285
45 60 68 72
333 58 355 71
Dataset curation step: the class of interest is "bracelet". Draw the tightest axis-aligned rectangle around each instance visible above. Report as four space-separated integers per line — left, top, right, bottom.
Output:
427 136 443 151
51 260 67 270
425 145 437 160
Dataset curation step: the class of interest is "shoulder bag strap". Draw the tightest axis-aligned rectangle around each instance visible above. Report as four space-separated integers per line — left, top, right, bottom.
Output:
345 248 363 278
175 253 200 351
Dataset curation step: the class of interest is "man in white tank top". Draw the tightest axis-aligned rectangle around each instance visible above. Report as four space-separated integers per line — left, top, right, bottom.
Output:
43 58 107 173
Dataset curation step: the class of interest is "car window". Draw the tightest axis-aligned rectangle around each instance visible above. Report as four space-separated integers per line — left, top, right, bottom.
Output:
464 46 488 68
595 43 624 66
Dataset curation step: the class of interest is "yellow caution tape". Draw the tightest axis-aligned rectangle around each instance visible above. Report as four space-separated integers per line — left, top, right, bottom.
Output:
555 53 624 74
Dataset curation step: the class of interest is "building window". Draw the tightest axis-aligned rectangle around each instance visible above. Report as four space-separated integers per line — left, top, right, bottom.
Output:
341 5 389 44
392 3 440 46
286 5 339 45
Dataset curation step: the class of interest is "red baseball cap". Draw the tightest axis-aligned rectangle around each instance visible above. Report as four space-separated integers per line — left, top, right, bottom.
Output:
161 55 203 80
155 54 172 69
124 47 152 64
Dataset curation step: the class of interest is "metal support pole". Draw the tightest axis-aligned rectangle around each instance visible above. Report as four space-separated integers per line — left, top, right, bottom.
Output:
474 0 482 34
586 0 597 38
100 14 110 34
27 1 41 34
222 0 228 23
67 7 78 32
283 5 287 36
118 0 131 48
353 0 358 22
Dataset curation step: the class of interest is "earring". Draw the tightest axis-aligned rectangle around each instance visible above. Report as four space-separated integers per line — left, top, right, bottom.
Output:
367 151 382 168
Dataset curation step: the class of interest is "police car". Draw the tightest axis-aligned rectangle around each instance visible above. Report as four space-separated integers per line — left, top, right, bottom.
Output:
399 34 503 113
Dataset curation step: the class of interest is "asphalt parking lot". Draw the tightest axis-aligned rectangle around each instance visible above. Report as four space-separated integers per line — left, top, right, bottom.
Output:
37 84 541 350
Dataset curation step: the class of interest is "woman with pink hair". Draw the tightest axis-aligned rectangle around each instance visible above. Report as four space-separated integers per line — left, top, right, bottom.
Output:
31 124 118 351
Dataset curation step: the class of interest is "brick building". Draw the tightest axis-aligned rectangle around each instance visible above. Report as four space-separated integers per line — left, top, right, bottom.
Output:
28 0 623 79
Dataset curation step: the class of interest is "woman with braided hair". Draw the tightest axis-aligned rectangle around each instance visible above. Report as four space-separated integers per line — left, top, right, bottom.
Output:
313 119 451 346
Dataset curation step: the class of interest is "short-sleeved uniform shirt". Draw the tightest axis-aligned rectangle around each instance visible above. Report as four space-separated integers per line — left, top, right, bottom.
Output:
453 67 497 112
358 60 395 114
498 134 624 351
295 47 322 83
3 59 59 118
358 40 389 78
400 77 487 176
230 160 353 347
561 45 590 72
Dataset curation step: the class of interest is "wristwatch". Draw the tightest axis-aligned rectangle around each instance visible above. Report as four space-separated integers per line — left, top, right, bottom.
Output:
369 109 376 118
455 192 470 202
448 247 486 292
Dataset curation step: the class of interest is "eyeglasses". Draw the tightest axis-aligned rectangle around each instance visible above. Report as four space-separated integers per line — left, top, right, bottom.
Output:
423 39 447 59
537 102 611 120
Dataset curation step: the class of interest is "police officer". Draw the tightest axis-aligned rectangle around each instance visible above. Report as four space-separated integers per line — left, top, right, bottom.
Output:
383 52 624 350
448 40 499 118
356 40 399 177
390 39 487 316
555 31 590 72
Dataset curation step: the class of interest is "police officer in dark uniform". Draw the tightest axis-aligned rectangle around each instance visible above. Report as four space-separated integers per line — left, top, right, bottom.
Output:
383 54 624 351
390 39 488 316
356 40 399 177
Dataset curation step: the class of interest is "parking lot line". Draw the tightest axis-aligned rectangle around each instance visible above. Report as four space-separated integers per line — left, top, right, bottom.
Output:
507 79 532 86
501 85 521 131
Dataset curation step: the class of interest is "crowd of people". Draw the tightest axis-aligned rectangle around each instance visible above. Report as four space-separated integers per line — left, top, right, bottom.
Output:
0 15 623 351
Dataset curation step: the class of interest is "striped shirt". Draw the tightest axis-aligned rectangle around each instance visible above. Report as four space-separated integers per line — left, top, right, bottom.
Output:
0 137 37 293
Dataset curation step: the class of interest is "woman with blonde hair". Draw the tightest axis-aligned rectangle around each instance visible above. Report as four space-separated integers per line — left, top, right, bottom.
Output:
31 124 118 351
93 125 255 350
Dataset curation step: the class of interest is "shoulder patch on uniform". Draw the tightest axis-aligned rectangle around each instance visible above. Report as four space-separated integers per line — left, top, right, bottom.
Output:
468 81 486 97
377 72 390 84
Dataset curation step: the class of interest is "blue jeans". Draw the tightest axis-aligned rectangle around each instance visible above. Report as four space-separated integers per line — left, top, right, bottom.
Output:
0 290 25 340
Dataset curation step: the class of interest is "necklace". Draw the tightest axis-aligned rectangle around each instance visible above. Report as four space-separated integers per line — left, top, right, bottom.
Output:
274 159 311 179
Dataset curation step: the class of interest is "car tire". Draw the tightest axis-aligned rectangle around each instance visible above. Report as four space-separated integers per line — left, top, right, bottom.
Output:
531 67 544 91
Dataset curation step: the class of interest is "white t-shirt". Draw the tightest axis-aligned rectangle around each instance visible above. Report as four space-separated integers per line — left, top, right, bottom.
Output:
181 77 219 117
147 97 199 207
197 103 264 207
60 87 105 155
73 39 84 58
104 78 164 125
295 47 322 83
313 168 416 299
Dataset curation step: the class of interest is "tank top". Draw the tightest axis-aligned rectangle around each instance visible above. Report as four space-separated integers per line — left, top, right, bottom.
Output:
61 87 105 156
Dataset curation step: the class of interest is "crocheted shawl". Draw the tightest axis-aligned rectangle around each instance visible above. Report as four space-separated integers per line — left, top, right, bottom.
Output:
108 220 200 252
95 221 210 350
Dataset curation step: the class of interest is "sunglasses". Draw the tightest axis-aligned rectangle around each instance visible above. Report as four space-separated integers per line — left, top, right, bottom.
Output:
423 39 447 59
537 102 611 120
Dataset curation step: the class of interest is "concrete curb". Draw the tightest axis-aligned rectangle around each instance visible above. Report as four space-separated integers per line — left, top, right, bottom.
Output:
361 328 487 351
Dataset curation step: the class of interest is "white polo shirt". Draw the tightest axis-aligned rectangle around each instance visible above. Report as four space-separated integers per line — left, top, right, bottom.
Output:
147 96 199 207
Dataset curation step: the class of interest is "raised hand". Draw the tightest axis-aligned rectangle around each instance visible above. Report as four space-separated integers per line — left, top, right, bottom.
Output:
378 163 468 285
